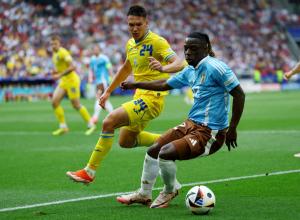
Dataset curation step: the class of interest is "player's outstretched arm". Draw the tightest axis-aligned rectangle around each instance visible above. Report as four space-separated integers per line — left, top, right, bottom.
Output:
284 61 300 80
121 79 173 91
225 85 245 151
99 59 132 108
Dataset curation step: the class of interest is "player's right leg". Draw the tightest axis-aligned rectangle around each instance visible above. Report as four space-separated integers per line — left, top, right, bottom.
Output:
66 106 130 184
51 86 68 135
117 128 185 206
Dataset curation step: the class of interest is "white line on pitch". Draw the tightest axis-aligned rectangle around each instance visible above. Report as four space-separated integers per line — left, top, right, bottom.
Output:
0 169 299 213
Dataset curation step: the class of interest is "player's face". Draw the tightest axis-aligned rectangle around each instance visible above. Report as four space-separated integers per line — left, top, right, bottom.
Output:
93 46 100 56
127 15 148 40
50 40 60 52
184 38 207 67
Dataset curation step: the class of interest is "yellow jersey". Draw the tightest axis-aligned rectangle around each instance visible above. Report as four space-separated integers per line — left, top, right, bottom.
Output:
52 47 77 81
126 30 176 96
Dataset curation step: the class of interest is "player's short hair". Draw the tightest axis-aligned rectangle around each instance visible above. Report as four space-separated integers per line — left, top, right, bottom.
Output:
127 5 147 18
188 32 215 57
51 35 61 42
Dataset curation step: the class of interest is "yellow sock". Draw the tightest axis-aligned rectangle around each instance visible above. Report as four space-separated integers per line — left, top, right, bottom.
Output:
136 131 161 147
54 105 65 124
87 133 114 170
79 105 91 123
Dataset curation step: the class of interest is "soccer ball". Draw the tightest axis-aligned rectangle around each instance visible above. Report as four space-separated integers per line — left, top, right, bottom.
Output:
185 185 216 215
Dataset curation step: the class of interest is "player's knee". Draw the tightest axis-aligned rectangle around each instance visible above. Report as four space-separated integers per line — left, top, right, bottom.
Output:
71 102 81 110
158 144 177 160
147 143 161 159
102 115 115 132
51 100 59 108
118 139 134 148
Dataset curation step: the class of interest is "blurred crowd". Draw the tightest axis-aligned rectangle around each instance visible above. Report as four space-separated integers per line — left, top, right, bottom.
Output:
1 0 300 82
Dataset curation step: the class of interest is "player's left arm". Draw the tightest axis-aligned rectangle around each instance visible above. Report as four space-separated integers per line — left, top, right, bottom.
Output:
226 85 245 151
149 37 186 73
56 50 76 79
60 61 76 77
149 55 186 73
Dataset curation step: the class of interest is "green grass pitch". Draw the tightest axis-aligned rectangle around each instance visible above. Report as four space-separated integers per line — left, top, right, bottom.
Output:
0 91 299 219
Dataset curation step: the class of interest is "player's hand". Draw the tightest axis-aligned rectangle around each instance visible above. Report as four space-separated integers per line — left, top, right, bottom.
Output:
99 91 110 109
149 57 163 72
284 71 292 80
120 81 136 90
225 127 237 151
52 74 61 80
51 70 60 80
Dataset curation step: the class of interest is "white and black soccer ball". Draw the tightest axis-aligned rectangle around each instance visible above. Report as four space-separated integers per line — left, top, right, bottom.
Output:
185 185 216 215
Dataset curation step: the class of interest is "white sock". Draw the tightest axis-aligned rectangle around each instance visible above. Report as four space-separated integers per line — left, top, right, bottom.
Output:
158 157 177 193
59 123 68 129
139 153 159 197
158 170 181 190
105 100 113 113
93 99 102 119
84 166 96 177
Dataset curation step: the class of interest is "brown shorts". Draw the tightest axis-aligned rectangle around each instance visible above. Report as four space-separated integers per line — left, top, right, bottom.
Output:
156 119 227 160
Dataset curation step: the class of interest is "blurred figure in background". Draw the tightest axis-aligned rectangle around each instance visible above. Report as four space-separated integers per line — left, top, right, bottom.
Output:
284 61 300 158
50 35 96 136
88 44 114 125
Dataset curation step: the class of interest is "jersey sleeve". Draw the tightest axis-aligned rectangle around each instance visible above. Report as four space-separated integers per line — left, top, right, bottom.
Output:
155 37 176 62
212 63 240 92
125 40 130 60
166 67 190 89
60 48 73 63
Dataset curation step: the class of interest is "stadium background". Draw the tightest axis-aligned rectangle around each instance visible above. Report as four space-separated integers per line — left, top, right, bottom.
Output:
1 1 300 219
1 0 300 102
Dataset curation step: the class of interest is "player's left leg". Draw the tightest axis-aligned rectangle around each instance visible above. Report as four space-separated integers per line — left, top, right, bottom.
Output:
66 82 95 135
51 86 68 135
70 98 95 135
118 95 164 148
66 106 130 184
151 125 226 208
149 141 185 208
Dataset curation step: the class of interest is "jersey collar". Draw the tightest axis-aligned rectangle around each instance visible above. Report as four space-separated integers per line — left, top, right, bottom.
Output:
135 30 150 44
195 55 209 69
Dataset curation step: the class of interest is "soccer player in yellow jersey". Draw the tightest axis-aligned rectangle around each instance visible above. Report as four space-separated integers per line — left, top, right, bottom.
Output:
50 35 96 136
67 5 185 183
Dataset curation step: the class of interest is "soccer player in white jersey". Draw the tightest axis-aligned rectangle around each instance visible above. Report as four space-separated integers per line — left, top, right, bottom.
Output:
284 61 300 158
88 45 114 125
117 32 245 208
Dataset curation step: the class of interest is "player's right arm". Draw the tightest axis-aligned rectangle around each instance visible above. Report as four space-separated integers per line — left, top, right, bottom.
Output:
99 59 132 108
284 61 300 80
